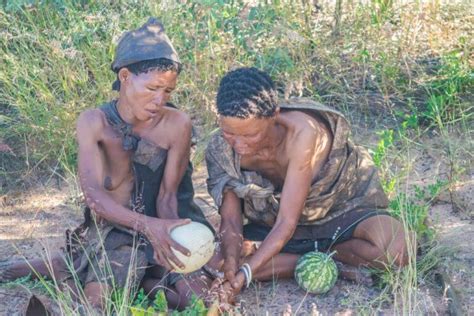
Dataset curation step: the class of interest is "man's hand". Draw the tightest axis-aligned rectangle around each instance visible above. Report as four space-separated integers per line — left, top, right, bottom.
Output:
222 255 238 287
210 278 236 309
230 270 245 293
143 218 191 270
209 271 246 311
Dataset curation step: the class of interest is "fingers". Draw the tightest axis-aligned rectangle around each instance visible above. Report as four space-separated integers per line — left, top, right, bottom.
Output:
220 282 236 305
169 218 192 230
232 271 245 290
169 238 191 257
154 250 172 271
165 247 186 270
224 257 238 282
224 267 236 283
149 237 182 270
152 239 187 270
209 280 236 311
210 277 224 290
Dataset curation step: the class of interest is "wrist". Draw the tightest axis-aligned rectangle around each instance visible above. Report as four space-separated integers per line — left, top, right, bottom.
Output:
238 263 252 288
135 214 153 236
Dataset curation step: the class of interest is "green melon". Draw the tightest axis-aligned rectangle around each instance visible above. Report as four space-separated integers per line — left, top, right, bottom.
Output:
294 251 338 294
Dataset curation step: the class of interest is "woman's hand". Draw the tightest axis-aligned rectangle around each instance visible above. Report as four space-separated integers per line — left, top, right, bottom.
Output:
143 218 191 270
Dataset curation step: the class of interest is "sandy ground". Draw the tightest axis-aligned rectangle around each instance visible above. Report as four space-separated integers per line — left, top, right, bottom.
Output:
0 133 472 315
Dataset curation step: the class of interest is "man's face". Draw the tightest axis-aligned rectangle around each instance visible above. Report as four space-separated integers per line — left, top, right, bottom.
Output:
219 116 274 156
121 69 178 121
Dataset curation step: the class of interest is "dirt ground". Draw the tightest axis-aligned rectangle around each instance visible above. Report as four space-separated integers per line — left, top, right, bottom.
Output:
0 132 472 315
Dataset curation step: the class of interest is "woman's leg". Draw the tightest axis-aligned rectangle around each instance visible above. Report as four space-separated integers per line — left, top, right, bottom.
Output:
141 265 213 310
0 253 77 281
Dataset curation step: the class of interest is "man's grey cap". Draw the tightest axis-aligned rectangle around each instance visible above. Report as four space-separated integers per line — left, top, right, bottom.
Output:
111 17 180 72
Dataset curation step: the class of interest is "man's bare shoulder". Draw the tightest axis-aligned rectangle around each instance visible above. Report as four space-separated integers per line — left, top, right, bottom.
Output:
282 111 332 155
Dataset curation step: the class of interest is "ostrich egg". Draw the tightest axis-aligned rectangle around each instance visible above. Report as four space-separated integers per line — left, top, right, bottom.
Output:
170 221 215 273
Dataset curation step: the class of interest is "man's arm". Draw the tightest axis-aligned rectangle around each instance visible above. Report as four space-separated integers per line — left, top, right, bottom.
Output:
156 112 192 219
77 110 190 270
219 190 244 284
232 127 332 290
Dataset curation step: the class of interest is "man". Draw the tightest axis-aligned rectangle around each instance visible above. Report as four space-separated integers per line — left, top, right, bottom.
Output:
1 18 214 310
205 67 411 302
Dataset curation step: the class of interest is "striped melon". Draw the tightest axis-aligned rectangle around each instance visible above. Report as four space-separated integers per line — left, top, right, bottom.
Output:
294 251 338 294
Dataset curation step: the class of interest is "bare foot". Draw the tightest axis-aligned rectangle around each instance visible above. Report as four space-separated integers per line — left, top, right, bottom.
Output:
0 255 75 283
241 240 258 257
335 261 373 286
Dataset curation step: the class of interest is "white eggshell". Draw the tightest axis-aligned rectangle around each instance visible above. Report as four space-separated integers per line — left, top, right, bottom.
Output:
170 221 215 273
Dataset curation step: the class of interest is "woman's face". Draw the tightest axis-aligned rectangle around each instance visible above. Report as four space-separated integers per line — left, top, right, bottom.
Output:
120 68 178 121
219 115 275 156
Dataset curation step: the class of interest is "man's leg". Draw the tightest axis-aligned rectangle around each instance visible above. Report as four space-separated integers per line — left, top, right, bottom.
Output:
332 215 412 269
232 224 406 284
250 253 300 281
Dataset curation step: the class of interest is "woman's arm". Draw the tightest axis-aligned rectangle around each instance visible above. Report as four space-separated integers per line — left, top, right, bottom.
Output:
156 112 192 220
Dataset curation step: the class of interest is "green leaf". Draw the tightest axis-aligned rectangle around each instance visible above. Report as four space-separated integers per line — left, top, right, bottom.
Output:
152 290 168 313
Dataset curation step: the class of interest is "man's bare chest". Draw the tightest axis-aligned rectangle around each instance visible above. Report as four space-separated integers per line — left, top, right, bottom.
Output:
241 157 288 189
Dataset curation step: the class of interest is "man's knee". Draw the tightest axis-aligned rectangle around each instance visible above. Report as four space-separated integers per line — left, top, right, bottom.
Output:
388 228 416 268
355 214 413 268
386 236 410 267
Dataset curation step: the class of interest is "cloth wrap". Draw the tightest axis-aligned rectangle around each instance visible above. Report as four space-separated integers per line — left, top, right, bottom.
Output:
205 97 389 251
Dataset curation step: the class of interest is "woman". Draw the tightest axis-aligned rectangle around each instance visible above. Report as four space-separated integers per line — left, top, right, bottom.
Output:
206 67 410 301
0 18 213 312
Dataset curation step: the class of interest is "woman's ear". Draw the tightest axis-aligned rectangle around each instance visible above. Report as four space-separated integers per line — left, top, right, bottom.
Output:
118 68 131 85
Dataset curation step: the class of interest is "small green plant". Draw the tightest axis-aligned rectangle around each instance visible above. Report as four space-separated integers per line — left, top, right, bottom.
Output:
130 289 168 316
370 129 397 195
372 129 394 168
421 53 473 129
129 291 208 316
173 294 208 316
389 179 447 239
389 193 431 238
